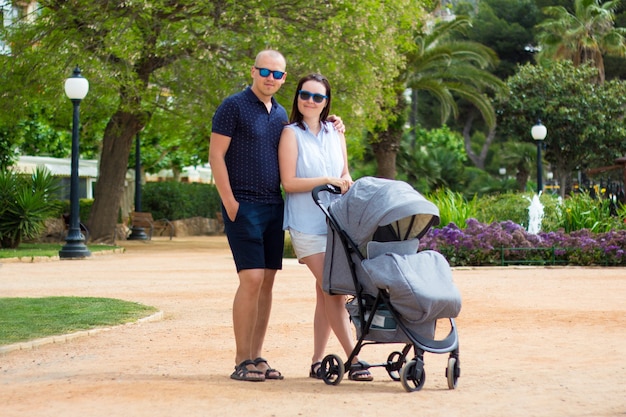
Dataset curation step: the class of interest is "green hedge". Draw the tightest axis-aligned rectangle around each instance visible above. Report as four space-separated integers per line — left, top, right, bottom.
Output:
142 182 221 221
55 199 94 223
52 183 221 222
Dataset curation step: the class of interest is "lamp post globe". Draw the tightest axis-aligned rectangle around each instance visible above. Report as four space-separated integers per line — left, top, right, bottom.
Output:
59 66 92 259
531 120 547 195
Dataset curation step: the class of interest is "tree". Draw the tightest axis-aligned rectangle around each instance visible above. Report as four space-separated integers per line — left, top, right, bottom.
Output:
394 17 505 176
371 15 506 179
397 125 468 193
0 126 18 171
409 17 504 130
536 0 626 83
455 0 540 79
1 1 418 243
498 141 537 192
495 61 626 196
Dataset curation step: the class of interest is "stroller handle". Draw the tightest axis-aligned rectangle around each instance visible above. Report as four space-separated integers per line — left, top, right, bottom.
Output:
312 184 342 203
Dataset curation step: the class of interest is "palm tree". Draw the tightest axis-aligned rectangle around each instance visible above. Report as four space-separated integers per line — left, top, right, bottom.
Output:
407 17 504 129
535 0 626 83
369 16 506 179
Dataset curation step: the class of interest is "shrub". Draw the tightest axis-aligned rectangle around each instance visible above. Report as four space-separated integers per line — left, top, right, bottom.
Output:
474 192 531 227
420 219 626 266
431 190 624 235
556 192 624 233
427 189 478 228
142 182 221 220
0 168 62 248
56 199 94 223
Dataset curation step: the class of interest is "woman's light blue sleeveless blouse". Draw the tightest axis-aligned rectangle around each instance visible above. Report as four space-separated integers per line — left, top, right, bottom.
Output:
283 121 345 234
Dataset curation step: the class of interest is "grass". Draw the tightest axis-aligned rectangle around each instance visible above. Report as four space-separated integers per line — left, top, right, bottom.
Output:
0 297 159 345
428 188 479 228
0 243 120 259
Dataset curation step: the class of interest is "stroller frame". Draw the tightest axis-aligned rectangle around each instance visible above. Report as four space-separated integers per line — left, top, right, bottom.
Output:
312 184 460 392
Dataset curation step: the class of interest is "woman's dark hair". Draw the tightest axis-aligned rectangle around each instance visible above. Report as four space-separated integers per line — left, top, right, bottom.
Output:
289 73 331 131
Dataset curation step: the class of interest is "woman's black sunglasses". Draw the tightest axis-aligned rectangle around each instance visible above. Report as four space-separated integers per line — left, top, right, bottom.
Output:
255 67 285 79
298 90 328 104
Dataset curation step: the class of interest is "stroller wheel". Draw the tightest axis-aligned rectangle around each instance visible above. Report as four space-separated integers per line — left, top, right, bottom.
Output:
400 359 426 392
321 354 345 386
446 356 460 389
386 351 405 381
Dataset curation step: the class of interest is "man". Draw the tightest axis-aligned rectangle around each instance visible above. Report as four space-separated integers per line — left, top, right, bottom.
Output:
209 50 289 382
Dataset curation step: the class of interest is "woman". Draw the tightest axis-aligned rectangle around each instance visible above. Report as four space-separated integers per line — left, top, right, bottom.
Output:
278 73 373 381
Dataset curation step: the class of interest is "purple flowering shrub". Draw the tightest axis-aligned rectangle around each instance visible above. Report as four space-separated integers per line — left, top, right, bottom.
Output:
419 218 626 266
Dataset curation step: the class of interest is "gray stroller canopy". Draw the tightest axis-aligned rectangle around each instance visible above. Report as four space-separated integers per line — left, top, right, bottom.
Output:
323 177 441 296
328 176 440 248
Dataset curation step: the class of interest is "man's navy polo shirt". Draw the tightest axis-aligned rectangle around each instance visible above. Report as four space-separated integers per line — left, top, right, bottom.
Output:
212 87 288 204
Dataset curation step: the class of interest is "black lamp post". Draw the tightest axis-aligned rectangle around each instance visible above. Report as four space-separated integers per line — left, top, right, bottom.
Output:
128 132 148 240
531 120 547 195
59 66 92 259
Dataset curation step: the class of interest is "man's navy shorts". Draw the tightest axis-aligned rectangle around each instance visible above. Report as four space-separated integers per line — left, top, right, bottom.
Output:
222 201 284 272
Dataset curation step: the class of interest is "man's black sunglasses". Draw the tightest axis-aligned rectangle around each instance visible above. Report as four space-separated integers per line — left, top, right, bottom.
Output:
255 67 285 79
298 90 328 104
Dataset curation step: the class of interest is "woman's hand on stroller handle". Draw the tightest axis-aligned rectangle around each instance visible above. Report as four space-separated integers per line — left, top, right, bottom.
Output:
323 183 344 194
312 183 342 203
327 178 353 195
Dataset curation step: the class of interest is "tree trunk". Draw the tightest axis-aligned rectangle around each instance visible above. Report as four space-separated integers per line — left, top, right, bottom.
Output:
463 111 496 170
372 132 399 179
371 89 406 180
87 110 146 243
515 161 529 192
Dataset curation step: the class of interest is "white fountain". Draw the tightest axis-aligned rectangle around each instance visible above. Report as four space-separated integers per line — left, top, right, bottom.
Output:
527 193 544 234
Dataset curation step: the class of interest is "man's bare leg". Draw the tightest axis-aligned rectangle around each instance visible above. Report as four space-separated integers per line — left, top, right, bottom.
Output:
251 269 276 359
233 268 265 365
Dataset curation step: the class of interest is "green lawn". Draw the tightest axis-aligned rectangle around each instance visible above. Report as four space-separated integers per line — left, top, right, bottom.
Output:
0 243 120 259
0 297 158 345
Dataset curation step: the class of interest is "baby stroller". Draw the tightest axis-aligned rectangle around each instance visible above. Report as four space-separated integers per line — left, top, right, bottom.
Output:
312 176 461 392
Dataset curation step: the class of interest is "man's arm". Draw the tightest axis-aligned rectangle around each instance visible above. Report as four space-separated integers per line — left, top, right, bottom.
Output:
209 132 239 221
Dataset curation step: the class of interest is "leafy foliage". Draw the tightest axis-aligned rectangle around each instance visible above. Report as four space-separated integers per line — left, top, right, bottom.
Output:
0 0 424 242
454 0 540 79
142 182 221 221
555 191 626 233
407 16 506 129
398 125 468 192
0 168 62 248
474 192 537 227
0 126 18 171
495 61 626 195
536 0 626 83
426 187 625 234
427 188 479 228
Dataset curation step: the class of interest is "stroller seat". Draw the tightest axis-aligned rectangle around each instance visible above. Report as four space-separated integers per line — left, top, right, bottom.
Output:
362 249 462 338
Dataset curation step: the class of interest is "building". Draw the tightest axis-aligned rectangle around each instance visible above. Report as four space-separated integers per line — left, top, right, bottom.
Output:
1 1 38 54
14 155 98 200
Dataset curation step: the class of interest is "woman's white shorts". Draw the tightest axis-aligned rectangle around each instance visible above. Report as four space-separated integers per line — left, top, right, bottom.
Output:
288 228 327 261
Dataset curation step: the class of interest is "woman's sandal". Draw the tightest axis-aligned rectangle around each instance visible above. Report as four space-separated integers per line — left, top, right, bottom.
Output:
230 359 265 382
309 361 323 379
253 357 284 380
348 361 374 382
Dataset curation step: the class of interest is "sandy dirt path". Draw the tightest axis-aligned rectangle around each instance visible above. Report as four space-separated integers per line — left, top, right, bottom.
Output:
0 236 625 417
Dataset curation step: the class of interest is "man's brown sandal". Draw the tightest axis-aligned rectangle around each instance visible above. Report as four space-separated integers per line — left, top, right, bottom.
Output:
253 357 284 380
230 359 265 382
